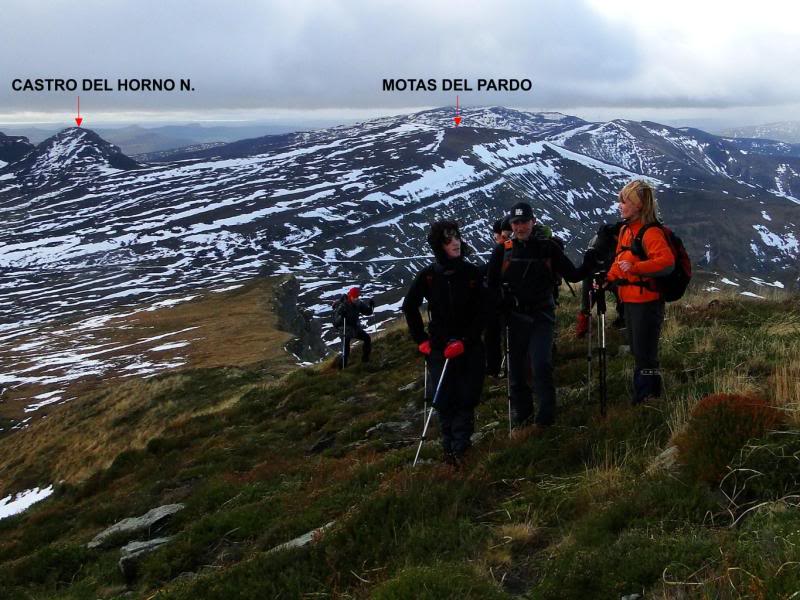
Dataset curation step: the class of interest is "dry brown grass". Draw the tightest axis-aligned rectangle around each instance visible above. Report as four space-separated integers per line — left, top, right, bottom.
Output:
0 372 259 487
0 278 296 422
579 442 630 504
772 360 800 426
0 278 301 488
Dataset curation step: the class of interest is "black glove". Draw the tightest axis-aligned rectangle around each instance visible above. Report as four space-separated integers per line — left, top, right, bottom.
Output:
368 298 375 308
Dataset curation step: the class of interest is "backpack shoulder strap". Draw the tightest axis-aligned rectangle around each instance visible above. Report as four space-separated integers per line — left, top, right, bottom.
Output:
616 224 631 256
636 222 666 259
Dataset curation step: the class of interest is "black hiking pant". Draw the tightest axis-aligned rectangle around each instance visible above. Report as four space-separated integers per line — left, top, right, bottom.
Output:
342 327 371 367
508 309 556 427
426 343 485 456
623 301 664 404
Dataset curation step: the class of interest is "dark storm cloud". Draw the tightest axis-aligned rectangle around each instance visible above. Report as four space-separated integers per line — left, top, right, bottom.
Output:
1 0 798 119
0 0 637 113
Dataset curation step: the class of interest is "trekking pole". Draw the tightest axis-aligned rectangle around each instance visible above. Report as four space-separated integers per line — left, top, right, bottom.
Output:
413 358 450 467
587 287 593 405
565 280 577 298
422 360 429 435
505 322 512 437
341 317 347 369
594 273 608 416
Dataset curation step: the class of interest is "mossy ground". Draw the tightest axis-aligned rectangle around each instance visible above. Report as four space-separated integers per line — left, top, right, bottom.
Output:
0 284 798 599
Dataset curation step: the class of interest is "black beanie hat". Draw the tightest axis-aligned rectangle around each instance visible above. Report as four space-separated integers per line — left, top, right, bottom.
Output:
427 220 472 263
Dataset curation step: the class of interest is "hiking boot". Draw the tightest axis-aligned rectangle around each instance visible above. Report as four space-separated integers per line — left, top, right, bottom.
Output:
442 452 457 466
575 311 590 338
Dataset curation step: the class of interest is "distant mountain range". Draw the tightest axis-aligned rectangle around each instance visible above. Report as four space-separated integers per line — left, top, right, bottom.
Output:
1 106 799 414
720 121 800 144
0 123 341 155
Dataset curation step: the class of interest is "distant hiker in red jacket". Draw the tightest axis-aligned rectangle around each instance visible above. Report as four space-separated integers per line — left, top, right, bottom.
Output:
332 287 374 367
606 180 675 404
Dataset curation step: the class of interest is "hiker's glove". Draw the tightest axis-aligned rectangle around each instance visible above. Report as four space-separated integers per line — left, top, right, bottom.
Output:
444 339 465 359
368 299 375 308
418 340 432 355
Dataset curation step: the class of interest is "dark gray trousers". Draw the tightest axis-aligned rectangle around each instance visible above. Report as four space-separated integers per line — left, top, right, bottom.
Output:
426 344 484 456
623 301 665 403
508 309 556 427
342 327 371 367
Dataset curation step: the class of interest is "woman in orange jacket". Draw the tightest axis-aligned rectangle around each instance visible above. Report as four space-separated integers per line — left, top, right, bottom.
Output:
605 180 675 404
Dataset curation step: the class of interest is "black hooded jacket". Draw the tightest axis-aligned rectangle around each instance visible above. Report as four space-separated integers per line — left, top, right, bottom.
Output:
332 295 373 333
402 256 485 349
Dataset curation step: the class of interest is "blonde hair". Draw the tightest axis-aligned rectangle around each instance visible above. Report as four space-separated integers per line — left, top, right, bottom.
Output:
619 179 659 224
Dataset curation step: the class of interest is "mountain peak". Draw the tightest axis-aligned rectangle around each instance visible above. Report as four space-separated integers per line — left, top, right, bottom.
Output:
401 106 585 138
6 127 140 188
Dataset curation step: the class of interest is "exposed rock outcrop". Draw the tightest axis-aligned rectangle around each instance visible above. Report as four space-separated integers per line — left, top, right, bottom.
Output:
87 503 185 549
270 275 326 362
119 537 174 579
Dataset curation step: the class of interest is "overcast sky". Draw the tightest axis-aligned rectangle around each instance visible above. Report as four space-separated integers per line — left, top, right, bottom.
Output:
1 0 799 128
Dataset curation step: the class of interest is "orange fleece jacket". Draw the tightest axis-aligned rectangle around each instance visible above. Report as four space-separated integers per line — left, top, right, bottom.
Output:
606 221 675 303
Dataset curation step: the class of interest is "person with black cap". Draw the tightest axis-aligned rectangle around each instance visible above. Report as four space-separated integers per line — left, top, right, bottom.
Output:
402 220 485 467
332 286 374 368
484 217 513 376
487 202 597 434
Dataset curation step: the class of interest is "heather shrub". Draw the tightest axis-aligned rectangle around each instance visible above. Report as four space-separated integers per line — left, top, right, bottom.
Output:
675 393 784 483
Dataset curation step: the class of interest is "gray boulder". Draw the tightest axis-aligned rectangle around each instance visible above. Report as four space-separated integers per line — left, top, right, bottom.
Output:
119 537 173 579
88 503 185 549
365 421 413 437
268 521 335 554
397 381 419 392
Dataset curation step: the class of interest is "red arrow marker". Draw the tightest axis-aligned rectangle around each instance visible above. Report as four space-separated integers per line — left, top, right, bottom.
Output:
453 95 461 126
75 96 83 127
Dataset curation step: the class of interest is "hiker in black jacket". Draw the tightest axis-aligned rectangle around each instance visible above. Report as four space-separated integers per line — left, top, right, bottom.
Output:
487 202 598 433
575 221 625 337
402 220 485 466
332 287 374 367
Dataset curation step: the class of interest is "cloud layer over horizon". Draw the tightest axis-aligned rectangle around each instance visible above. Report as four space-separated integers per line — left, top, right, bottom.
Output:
2 0 799 125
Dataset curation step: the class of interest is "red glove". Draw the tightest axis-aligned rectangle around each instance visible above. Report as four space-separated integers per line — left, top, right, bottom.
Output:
418 340 432 355
444 339 464 359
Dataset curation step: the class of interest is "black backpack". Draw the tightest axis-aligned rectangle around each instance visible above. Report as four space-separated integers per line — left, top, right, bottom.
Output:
625 222 692 302
594 222 624 268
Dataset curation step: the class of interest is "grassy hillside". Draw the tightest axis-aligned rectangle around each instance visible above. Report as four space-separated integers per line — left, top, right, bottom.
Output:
0 278 297 427
0 285 798 599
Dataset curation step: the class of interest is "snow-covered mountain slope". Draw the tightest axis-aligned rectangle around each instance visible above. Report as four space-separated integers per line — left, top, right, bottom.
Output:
1 107 799 416
721 121 800 144
547 120 800 203
1 128 140 191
